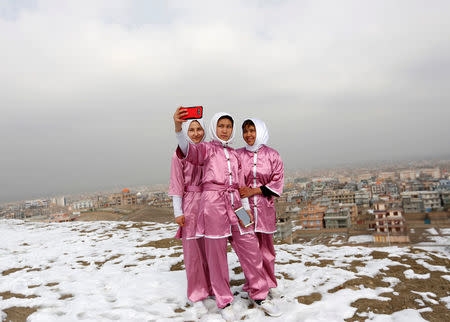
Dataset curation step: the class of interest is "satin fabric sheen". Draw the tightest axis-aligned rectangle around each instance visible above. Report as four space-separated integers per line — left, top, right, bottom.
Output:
256 232 277 288
177 141 254 237
228 225 270 299
177 140 269 307
169 152 203 239
238 144 284 291
168 152 211 302
236 145 284 233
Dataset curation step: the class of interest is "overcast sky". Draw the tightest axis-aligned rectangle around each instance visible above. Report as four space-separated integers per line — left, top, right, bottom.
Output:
1 0 450 203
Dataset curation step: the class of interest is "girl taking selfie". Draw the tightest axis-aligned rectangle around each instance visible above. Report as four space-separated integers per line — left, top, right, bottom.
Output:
173 108 281 320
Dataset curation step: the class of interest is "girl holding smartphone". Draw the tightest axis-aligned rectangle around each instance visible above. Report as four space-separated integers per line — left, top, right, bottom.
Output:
237 118 284 297
173 108 280 320
169 119 211 315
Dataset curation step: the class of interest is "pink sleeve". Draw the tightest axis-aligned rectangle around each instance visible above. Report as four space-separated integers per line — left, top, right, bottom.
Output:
266 151 284 197
176 142 208 165
168 152 184 196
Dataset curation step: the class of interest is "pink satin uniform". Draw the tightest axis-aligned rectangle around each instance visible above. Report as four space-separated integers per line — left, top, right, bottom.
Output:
178 140 269 308
237 145 284 289
168 152 211 302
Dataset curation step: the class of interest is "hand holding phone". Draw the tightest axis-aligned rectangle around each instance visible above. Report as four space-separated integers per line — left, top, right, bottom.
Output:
174 107 188 132
235 207 253 228
180 106 203 120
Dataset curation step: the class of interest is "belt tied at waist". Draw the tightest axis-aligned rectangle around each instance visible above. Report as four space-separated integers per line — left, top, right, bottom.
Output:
202 183 240 223
184 185 202 193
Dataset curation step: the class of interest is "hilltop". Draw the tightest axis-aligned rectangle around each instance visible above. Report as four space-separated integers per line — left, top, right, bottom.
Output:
1 219 449 321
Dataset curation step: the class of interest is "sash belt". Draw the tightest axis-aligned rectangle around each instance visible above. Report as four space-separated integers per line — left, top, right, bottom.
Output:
184 185 202 193
202 183 239 223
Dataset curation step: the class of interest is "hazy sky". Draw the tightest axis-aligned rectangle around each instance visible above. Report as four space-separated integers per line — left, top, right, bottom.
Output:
1 0 450 203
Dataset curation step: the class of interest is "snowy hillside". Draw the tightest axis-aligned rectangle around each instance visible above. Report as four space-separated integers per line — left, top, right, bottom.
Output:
1 219 449 321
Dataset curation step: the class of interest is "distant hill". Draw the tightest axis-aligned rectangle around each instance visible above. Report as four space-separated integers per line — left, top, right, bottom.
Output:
75 205 173 223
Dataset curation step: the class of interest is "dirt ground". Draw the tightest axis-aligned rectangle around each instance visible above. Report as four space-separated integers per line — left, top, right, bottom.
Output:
75 205 174 223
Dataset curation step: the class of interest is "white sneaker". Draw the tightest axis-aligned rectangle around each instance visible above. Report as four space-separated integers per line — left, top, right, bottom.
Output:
255 299 282 317
220 304 236 321
193 300 208 316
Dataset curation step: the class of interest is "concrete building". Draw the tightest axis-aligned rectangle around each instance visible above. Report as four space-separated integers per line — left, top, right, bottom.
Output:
56 197 66 207
72 200 94 210
442 191 450 210
314 196 332 208
420 191 441 211
299 203 327 230
276 211 294 240
355 190 370 206
372 206 409 243
438 179 450 191
401 192 424 213
111 189 137 206
341 203 358 226
25 199 49 209
370 182 386 196
385 182 399 196
420 168 441 179
379 172 396 181
400 170 417 181
358 173 372 181
401 191 441 213
326 190 355 204
323 205 350 229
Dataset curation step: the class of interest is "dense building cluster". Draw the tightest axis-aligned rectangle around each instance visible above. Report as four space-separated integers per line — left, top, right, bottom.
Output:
276 165 450 243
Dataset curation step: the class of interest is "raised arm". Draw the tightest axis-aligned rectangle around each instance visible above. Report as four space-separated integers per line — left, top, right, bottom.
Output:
173 107 208 165
174 107 188 155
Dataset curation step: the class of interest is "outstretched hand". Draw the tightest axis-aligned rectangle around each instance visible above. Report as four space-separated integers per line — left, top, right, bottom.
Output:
174 107 188 132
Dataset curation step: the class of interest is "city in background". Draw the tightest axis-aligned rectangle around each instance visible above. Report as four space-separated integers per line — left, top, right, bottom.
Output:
2 158 449 245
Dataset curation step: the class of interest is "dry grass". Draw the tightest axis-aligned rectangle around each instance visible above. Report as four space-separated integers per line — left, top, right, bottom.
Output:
297 292 322 305
1 266 31 276
3 307 39 322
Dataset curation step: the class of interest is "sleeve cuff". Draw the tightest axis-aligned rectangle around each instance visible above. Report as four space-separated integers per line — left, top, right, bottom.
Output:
241 198 250 210
260 185 279 197
172 196 183 218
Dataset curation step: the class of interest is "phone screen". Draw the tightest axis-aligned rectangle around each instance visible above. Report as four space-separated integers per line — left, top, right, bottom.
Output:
235 207 252 227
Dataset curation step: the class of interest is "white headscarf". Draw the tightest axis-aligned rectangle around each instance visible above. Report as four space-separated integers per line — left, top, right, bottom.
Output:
209 112 236 146
182 119 207 144
243 118 269 152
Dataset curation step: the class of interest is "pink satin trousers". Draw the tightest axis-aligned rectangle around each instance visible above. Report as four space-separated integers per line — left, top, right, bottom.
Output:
182 236 212 302
205 224 269 308
256 232 277 289
243 232 277 292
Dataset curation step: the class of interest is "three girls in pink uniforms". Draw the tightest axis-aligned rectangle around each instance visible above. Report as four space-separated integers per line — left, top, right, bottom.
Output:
168 119 211 311
173 109 281 319
237 118 284 294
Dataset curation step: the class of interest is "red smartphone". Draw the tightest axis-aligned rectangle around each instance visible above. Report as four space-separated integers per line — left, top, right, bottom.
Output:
180 106 203 120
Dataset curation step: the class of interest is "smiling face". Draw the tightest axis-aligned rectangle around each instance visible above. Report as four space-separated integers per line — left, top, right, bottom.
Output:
243 124 256 146
216 118 233 141
187 121 204 144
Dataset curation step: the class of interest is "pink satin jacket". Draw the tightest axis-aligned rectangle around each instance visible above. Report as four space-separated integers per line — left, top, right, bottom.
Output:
237 145 284 233
169 152 203 239
177 141 255 238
